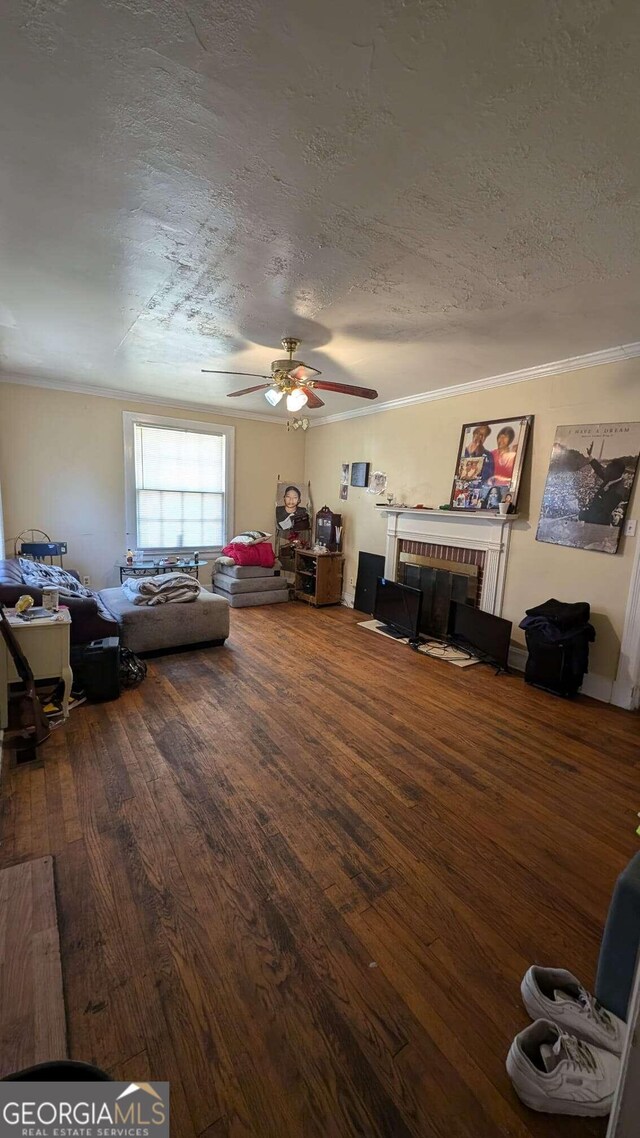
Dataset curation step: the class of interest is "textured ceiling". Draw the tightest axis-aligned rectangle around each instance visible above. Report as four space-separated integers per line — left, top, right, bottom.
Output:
1 0 640 416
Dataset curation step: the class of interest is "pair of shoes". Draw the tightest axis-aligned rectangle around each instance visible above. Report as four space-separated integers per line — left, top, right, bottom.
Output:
506 966 625 1117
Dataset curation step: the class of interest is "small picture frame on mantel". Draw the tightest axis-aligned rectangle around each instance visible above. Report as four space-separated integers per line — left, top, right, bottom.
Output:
351 462 370 488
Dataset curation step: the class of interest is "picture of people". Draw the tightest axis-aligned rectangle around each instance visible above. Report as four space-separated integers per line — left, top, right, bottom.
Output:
339 464 349 501
459 456 485 483
450 417 532 511
536 423 640 553
276 483 310 532
275 481 311 572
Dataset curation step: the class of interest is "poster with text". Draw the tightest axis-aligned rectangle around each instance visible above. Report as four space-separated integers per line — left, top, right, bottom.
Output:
536 422 640 553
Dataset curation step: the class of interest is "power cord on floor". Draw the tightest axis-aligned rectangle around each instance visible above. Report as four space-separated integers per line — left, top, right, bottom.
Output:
411 636 474 662
409 635 508 675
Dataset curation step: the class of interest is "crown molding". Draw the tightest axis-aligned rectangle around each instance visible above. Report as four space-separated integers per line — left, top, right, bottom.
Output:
2 337 639 428
0 373 281 425
310 340 640 427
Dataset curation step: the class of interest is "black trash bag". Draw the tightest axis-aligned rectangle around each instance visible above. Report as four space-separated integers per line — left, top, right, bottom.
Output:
119 646 147 689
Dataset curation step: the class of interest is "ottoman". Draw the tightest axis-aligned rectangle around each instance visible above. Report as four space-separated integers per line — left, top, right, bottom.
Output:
214 564 278 579
100 586 229 653
212 573 289 609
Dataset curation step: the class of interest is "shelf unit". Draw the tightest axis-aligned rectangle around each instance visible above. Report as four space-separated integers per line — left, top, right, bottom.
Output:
294 549 344 607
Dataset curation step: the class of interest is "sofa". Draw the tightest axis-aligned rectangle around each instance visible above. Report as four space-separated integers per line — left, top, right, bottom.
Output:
0 558 230 653
0 558 118 645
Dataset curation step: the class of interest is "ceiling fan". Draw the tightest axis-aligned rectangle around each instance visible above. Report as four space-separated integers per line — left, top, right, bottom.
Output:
202 336 378 410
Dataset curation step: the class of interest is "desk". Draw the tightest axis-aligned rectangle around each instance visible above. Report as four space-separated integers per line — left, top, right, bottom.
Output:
119 560 207 583
0 609 72 730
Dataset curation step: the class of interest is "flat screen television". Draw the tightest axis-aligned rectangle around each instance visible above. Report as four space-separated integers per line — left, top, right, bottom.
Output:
373 577 423 641
448 601 512 671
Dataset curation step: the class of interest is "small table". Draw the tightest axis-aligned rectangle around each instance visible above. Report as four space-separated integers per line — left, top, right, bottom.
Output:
119 559 207 583
0 608 73 731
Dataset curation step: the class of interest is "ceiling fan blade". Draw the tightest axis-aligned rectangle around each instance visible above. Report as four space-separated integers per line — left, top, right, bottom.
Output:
201 370 271 378
303 388 325 409
287 364 321 383
227 384 272 397
312 380 378 400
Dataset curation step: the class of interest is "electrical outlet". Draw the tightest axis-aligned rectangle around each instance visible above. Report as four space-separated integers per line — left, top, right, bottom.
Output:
82 574 90 586
625 519 637 538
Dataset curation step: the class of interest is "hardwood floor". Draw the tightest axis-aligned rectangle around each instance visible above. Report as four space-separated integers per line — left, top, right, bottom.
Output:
0 856 67 1075
1 602 638 1136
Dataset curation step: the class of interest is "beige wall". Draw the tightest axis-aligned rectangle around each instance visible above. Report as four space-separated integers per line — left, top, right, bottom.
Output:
2 362 639 684
0 384 305 589
305 358 640 682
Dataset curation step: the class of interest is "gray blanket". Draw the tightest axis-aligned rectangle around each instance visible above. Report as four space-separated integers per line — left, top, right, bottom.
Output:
122 572 201 606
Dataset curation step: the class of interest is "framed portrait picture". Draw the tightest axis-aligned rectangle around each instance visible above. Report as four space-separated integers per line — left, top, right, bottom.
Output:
275 480 311 572
450 417 533 511
339 463 349 501
536 422 640 554
351 462 370 488
368 470 388 495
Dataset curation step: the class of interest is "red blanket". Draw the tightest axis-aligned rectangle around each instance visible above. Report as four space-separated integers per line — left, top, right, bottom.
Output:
221 542 276 567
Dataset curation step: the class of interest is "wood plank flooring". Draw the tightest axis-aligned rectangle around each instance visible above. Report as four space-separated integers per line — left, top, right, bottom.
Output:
1 602 638 1135
0 856 67 1075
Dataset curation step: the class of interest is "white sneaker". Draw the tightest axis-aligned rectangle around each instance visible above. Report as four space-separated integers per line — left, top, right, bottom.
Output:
521 966 625 1055
506 1019 620 1116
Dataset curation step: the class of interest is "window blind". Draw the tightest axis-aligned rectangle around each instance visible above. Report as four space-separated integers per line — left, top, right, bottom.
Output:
134 424 226 549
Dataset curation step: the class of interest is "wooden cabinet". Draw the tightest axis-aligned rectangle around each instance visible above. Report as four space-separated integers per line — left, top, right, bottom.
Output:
294 550 344 607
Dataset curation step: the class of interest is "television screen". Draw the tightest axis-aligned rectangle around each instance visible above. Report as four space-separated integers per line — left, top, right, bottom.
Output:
373 578 423 640
448 601 512 671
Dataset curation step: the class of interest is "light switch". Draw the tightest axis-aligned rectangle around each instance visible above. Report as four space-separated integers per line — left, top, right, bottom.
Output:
625 518 637 537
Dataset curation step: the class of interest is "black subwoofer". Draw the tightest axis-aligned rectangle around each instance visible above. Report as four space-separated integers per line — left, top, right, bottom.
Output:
70 636 121 702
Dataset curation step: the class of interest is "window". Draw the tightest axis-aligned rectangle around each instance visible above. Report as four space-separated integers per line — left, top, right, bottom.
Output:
123 413 234 552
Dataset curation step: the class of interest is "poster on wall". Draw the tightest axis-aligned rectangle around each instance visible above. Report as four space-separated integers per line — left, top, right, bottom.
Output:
339 464 349 501
450 417 532 511
275 480 312 571
536 423 640 554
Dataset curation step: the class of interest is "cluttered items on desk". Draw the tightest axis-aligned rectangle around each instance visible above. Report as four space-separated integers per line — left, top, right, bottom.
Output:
13 606 59 622
13 589 64 620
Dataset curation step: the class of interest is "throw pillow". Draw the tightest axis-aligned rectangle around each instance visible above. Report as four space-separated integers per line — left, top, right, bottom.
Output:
228 530 272 545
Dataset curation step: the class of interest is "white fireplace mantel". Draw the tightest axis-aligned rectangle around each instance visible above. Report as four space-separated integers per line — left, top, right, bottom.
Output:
379 507 518 617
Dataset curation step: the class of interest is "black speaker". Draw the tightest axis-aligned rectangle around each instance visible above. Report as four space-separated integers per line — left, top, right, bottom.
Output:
354 552 385 614
70 637 121 702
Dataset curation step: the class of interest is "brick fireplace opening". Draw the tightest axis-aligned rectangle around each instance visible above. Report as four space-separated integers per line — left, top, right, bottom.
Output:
397 540 486 639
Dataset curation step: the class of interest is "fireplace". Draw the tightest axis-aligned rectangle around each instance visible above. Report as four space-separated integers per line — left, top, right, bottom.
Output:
380 507 516 618
397 545 481 638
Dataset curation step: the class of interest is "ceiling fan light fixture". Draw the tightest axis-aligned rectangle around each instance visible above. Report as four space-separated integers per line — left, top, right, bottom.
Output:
286 388 308 412
287 364 321 384
264 387 284 406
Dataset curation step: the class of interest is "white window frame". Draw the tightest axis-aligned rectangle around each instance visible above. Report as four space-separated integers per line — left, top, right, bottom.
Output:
123 411 235 555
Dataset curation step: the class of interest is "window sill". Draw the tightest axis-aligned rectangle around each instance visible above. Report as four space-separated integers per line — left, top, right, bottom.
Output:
134 549 222 558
